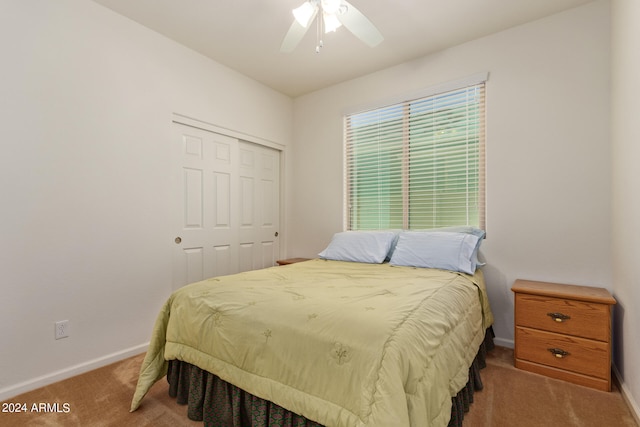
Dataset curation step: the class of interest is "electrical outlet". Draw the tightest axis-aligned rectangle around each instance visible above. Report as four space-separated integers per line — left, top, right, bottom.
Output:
55 320 69 340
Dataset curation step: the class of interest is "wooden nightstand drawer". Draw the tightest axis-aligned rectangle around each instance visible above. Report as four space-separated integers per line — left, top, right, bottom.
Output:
515 326 610 379
514 293 611 341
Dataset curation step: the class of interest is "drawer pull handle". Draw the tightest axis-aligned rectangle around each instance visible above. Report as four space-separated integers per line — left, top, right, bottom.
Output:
548 348 570 358
547 312 571 323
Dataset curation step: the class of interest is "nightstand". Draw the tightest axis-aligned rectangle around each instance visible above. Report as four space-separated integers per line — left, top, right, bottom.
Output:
276 258 311 266
512 279 616 391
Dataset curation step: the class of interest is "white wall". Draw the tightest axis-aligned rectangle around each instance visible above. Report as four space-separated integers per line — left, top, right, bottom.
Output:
0 0 292 399
611 0 640 417
3 0 635 416
291 1 611 348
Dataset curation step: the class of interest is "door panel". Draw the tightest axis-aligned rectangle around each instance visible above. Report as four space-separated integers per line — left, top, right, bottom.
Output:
213 172 231 228
184 168 203 228
172 124 238 289
213 244 232 278
184 247 204 285
240 176 254 226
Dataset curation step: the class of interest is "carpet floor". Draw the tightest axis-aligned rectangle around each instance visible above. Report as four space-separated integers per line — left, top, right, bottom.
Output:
0 346 637 426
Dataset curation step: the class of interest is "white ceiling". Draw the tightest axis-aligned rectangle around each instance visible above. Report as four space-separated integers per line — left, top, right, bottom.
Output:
91 0 595 98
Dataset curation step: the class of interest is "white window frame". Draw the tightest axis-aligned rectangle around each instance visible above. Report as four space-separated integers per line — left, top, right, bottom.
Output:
344 73 487 231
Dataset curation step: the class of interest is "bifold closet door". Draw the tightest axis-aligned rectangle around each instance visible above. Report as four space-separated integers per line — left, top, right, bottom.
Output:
171 122 280 290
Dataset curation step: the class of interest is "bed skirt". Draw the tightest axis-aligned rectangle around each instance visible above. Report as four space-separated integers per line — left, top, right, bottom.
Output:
166 327 495 427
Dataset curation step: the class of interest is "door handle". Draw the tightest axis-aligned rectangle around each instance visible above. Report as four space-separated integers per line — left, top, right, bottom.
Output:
274 232 279 237
175 237 182 244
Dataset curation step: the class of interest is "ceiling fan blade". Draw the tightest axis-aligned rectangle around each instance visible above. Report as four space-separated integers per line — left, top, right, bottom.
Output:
280 8 318 53
338 1 383 47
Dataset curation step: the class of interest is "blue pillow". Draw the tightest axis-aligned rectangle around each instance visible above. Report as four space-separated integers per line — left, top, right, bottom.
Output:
389 231 482 274
413 226 485 267
430 226 485 239
319 231 398 264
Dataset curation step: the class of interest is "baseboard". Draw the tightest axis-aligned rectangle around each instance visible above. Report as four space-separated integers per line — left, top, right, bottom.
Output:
0 343 149 402
613 365 640 426
493 336 514 349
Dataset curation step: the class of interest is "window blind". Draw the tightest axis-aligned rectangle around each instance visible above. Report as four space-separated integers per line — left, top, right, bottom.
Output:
345 82 485 231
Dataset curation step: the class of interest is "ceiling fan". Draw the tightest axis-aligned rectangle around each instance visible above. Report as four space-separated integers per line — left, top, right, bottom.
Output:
280 0 384 53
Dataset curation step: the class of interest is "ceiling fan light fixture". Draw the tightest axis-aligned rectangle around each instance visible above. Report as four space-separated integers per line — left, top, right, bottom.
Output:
281 0 383 53
293 1 316 28
321 0 342 15
323 12 342 33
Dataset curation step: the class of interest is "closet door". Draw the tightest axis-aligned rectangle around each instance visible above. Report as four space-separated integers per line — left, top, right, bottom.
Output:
238 141 280 272
171 123 280 290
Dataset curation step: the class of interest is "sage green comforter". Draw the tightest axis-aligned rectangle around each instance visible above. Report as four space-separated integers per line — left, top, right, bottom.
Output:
131 259 493 427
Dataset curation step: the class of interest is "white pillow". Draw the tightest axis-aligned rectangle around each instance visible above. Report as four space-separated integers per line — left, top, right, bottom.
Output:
389 231 482 274
319 231 398 264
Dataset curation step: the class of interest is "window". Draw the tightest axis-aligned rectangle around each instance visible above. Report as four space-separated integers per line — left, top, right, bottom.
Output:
345 79 485 231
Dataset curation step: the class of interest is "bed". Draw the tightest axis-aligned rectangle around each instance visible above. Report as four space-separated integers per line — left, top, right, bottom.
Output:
130 230 494 427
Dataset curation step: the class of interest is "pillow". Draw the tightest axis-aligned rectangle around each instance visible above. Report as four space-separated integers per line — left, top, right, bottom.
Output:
389 231 482 274
413 226 486 267
441 227 485 267
319 231 398 264
429 226 485 239
385 229 402 260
